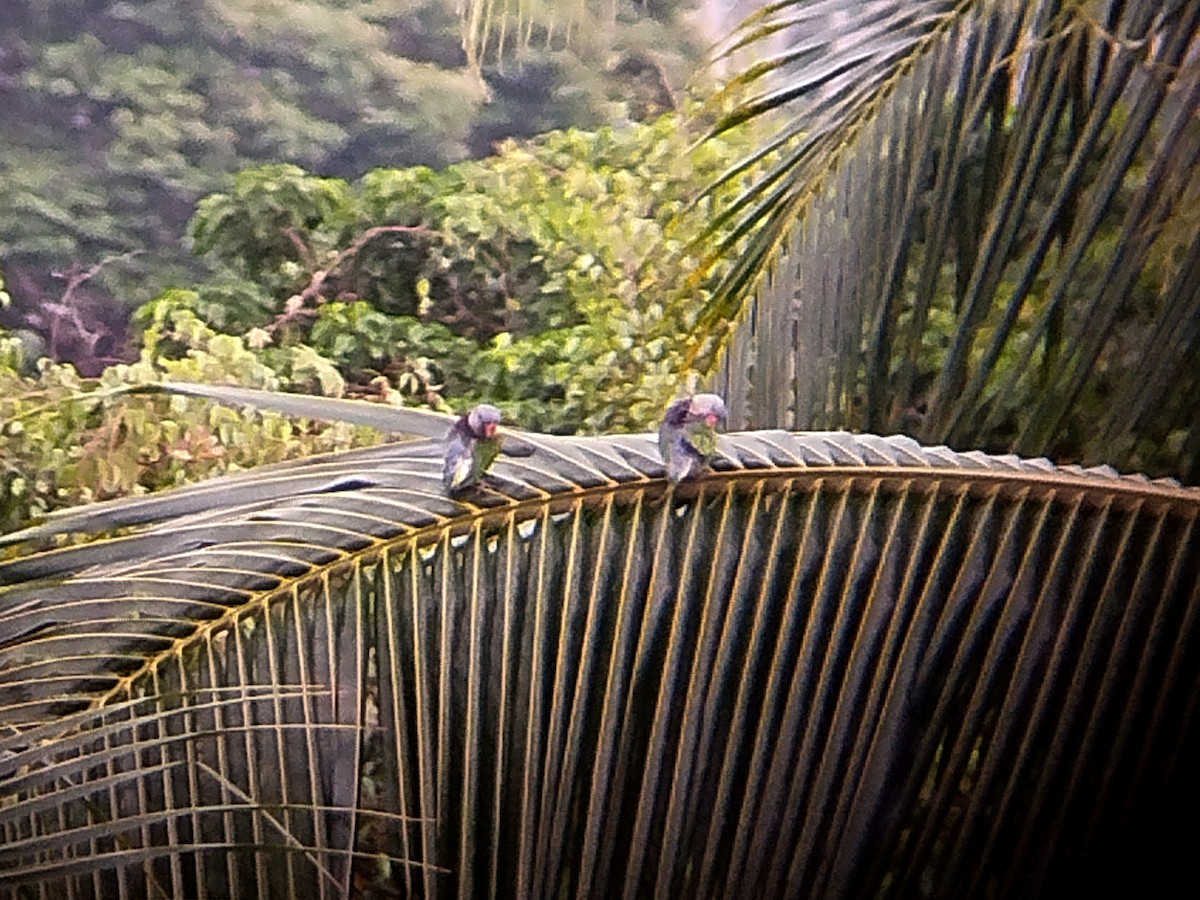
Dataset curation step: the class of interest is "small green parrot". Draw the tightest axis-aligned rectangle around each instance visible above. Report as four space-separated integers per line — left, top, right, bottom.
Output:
443 404 504 492
658 393 728 483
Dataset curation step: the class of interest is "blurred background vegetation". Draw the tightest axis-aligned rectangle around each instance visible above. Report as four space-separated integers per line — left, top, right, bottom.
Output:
1 0 1198 537
0 0 713 366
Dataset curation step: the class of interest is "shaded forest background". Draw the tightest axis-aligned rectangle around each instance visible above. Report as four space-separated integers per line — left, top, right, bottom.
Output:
0 0 717 371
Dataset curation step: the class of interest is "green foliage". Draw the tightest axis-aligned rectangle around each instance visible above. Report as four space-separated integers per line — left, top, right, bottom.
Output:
0 317 380 539
0 0 710 351
190 164 358 290
308 301 475 403
877 109 1200 478
1 108 762 536
152 111 756 434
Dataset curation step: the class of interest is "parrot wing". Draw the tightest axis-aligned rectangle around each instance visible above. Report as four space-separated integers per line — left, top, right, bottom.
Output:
445 453 476 490
475 438 502 479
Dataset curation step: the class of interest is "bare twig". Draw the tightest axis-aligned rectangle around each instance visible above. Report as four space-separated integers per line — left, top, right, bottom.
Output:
52 250 146 308
281 227 318 270
45 251 145 358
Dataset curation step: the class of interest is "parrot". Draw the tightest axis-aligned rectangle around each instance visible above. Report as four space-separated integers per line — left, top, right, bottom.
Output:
443 403 505 492
658 392 728 483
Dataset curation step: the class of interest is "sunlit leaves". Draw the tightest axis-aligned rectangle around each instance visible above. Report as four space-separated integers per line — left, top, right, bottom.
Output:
0 317 379 538
168 112 759 434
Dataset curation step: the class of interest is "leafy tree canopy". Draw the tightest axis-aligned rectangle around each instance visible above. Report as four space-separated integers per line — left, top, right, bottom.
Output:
0 0 711 372
144 110 755 433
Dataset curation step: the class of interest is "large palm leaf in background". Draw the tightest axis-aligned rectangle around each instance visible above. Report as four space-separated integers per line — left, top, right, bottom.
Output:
700 0 1200 482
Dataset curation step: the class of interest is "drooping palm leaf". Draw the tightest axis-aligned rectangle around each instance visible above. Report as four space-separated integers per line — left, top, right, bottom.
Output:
1 427 1197 898
0 382 539 549
697 0 1200 481
138 381 460 438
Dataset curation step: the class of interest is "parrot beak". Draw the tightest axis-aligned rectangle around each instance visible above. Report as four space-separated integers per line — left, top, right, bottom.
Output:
705 414 719 427
483 422 498 438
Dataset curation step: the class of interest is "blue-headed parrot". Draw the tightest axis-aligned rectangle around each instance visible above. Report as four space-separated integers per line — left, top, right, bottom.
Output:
658 393 728 483
443 403 505 492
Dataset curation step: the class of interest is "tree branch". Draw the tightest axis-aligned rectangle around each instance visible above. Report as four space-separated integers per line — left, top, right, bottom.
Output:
267 225 439 333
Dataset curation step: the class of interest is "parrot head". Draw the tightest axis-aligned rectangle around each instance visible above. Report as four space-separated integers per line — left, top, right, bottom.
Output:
688 393 728 429
466 404 503 440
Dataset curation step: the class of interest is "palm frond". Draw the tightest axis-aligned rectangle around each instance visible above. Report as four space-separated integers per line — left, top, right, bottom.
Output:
1 427 1197 897
699 0 1200 479
135 381 460 437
